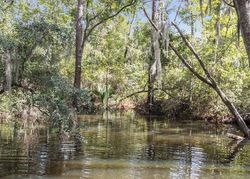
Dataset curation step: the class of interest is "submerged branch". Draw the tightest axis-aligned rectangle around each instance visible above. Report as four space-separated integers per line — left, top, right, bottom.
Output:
227 133 244 140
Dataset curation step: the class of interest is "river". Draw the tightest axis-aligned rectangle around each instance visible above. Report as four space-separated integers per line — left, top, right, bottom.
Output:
1 112 250 178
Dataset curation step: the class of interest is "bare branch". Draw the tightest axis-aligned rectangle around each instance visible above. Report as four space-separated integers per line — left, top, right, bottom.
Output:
222 0 235 8
173 4 181 22
172 22 217 87
142 6 213 87
169 43 213 87
142 7 159 34
85 0 136 40
118 88 175 103
171 24 250 138
88 11 103 23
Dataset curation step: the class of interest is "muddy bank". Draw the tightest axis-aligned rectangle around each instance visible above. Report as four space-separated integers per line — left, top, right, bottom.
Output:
134 100 194 119
221 113 250 124
133 100 250 126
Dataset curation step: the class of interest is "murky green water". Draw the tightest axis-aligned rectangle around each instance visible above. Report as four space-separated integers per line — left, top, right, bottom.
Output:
1 112 250 178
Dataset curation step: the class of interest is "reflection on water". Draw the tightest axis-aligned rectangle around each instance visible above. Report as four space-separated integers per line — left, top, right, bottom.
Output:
1 112 250 178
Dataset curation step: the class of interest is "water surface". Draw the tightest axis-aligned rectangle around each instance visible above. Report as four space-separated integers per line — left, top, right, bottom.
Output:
1 112 250 178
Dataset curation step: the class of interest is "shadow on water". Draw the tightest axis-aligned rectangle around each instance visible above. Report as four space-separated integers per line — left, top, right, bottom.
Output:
1 112 250 178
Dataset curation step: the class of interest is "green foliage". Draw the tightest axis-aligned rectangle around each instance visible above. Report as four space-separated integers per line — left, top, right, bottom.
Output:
0 90 32 115
32 75 93 126
1 0 250 125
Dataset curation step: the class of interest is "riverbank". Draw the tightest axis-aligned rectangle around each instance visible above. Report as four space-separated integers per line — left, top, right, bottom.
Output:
1 88 249 129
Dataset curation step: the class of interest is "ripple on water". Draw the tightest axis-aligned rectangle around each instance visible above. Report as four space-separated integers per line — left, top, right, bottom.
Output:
1 115 250 178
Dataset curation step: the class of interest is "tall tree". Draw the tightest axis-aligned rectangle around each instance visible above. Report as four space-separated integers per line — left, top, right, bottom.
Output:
73 0 84 108
73 0 136 109
74 0 84 90
148 0 162 112
3 51 11 92
232 1 250 65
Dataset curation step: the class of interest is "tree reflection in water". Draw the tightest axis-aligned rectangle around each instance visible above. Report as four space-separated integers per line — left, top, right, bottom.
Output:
0 122 82 177
1 113 250 178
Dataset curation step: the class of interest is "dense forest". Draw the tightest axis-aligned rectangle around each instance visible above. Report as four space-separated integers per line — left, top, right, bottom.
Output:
1 0 250 137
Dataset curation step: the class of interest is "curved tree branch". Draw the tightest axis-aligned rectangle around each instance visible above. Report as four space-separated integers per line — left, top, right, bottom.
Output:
222 0 235 8
84 0 136 44
117 87 175 104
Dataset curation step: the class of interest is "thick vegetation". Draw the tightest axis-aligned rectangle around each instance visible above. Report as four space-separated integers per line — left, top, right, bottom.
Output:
1 0 250 134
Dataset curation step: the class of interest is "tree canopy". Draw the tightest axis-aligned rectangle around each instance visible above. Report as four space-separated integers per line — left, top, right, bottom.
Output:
1 0 250 136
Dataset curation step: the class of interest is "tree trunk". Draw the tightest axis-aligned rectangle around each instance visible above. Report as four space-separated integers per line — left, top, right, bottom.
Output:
105 68 109 110
234 0 250 65
73 0 84 108
3 51 12 92
148 0 161 111
147 65 154 110
172 22 250 138
72 0 134 110
214 85 250 137
148 0 156 110
13 57 21 86
143 4 250 138
214 0 221 61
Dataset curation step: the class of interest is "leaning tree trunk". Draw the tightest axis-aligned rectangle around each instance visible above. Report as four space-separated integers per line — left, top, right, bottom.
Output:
73 0 84 109
233 0 250 65
172 23 250 138
143 3 250 138
214 86 250 137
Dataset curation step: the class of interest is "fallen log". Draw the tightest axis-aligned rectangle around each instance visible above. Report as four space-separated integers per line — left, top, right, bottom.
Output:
227 133 244 141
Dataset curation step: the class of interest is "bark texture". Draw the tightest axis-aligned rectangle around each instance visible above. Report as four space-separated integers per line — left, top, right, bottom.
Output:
148 0 162 111
234 0 250 65
3 52 12 92
73 0 84 108
74 0 84 90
